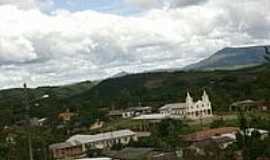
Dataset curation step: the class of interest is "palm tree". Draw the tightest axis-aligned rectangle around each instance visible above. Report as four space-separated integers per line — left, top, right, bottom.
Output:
264 46 270 62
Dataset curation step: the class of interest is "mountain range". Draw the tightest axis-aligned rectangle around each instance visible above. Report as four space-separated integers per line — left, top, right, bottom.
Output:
184 45 269 70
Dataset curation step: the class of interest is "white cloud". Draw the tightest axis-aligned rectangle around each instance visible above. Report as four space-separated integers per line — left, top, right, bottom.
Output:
0 0 54 11
0 36 36 63
0 0 36 9
0 0 270 89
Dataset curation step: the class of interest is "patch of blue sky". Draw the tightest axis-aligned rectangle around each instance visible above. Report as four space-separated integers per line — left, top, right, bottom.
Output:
53 0 140 16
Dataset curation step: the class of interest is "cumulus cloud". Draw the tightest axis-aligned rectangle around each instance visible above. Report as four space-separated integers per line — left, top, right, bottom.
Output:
0 0 54 11
0 0 270 88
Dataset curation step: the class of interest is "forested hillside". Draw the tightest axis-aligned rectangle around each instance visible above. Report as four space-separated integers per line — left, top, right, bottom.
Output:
0 64 270 125
0 81 96 125
69 64 270 112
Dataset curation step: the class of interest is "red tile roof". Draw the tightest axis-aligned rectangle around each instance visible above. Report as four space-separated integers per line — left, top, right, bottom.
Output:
181 127 240 142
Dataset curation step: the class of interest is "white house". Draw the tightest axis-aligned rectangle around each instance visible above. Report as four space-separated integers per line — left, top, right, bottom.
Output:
159 90 213 120
122 106 152 118
241 128 269 140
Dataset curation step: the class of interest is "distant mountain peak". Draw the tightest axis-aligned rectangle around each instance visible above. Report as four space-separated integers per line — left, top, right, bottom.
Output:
184 45 269 71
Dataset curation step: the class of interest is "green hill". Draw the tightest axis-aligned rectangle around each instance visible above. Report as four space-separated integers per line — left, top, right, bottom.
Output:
0 81 96 124
0 64 270 126
68 64 270 112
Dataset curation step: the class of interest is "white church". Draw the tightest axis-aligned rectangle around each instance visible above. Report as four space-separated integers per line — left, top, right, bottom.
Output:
159 90 213 120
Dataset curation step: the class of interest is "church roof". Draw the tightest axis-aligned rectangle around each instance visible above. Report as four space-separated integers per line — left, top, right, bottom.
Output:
159 103 186 111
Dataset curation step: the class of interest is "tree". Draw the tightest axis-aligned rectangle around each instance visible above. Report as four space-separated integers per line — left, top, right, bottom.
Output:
235 111 270 160
150 119 187 150
237 111 250 160
210 117 226 128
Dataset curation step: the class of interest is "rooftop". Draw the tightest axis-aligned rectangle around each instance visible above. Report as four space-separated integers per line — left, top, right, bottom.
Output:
126 106 152 111
107 110 123 116
67 129 136 145
49 142 74 150
191 136 235 148
182 127 240 142
231 99 256 106
133 114 167 120
159 103 186 110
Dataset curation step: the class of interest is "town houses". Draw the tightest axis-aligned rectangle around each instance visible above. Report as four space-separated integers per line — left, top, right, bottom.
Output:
159 90 213 120
49 89 214 159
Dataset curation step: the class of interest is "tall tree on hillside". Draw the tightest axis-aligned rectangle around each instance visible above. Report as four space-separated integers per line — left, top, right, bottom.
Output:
264 46 270 62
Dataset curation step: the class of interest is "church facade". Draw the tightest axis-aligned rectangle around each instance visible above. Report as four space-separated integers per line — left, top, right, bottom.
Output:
159 90 213 120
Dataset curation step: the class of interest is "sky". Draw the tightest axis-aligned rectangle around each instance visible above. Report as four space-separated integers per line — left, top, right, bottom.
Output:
0 0 270 89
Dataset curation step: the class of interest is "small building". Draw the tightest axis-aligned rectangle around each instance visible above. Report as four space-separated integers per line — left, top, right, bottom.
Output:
30 117 48 126
66 129 137 150
58 108 78 122
133 114 167 123
103 147 178 160
182 127 240 160
255 101 270 111
122 106 152 118
107 110 124 119
230 100 256 112
181 127 239 143
49 142 87 160
241 128 269 140
90 120 104 130
50 129 138 160
132 114 168 131
183 137 235 159
230 100 270 112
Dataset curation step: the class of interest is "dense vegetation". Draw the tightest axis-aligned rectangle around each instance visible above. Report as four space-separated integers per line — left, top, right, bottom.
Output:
0 81 96 126
69 64 270 112
0 64 270 127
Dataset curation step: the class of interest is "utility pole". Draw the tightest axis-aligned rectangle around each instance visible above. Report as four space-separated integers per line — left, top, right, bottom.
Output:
23 83 34 160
